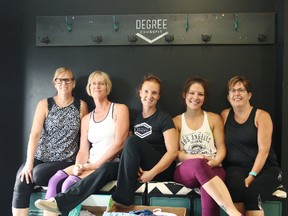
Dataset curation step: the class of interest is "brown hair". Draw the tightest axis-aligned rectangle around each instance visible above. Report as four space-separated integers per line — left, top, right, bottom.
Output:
182 77 209 104
227 76 251 93
137 74 162 97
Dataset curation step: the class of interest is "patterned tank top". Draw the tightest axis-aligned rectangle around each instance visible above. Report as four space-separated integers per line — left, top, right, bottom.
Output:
34 97 81 162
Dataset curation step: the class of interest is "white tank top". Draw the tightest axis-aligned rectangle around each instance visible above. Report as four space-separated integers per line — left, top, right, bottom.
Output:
180 111 217 158
87 103 118 163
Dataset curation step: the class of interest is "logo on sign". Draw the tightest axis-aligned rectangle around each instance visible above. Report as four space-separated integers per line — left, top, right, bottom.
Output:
135 18 169 44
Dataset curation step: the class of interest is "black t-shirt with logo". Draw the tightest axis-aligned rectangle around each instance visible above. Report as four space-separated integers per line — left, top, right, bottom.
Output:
134 110 175 155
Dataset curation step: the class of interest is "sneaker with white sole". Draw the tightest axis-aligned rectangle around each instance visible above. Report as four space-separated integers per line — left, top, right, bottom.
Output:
35 198 61 215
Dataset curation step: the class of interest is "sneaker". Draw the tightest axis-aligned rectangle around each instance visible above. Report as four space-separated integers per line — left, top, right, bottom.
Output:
35 198 61 214
106 195 133 211
153 208 176 216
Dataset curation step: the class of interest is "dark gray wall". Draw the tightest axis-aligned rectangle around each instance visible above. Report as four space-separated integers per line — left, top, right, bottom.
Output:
280 0 288 213
0 0 24 214
2 0 287 215
22 0 279 149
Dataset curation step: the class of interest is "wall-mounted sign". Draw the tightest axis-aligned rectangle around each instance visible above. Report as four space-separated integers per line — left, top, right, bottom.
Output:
36 13 275 46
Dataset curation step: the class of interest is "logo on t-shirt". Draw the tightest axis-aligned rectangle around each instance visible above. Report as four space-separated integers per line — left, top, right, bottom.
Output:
134 122 152 138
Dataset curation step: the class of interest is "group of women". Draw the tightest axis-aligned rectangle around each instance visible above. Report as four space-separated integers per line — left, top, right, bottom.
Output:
12 67 284 216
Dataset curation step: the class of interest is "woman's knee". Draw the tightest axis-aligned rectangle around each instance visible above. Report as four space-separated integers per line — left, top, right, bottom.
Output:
181 158 210 174
61 175 80 192
33 165 49 184
48 170 68 185
97 162 119 179
174 159 214 186
213 166 226 181
123 136 142 153
45 170 68 199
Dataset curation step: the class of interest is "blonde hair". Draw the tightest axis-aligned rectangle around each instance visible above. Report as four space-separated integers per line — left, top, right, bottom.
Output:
52 67 74 83
86 71 112 96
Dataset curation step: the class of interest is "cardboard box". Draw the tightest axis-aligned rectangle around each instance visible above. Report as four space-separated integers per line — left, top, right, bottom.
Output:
83 205 186 216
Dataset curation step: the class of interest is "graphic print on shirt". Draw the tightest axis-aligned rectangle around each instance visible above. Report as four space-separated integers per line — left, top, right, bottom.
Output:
181 131 212 155
180 112 217 158
134 122 152 138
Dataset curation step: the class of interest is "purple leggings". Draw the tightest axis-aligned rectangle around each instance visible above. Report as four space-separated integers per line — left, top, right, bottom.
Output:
173 158 226 216
45 170 81 199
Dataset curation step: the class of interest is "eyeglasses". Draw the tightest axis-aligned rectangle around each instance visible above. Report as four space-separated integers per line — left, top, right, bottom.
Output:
55 78 74 84
91 81 106 86
229 88 247 94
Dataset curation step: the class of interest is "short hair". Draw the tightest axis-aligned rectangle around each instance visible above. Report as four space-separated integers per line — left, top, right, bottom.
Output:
227 76 251 93
182 77 209 104
52 67 74 83
86 71 112 96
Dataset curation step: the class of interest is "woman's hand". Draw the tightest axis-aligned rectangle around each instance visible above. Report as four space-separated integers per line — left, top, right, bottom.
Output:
73 164 84 176
245 175 255 187
204 156 219 168
137 167 156 183
19 162 34 184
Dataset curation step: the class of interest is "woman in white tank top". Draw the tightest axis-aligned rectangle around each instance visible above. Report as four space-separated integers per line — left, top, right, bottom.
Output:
35 71 129 215
173 78 242 216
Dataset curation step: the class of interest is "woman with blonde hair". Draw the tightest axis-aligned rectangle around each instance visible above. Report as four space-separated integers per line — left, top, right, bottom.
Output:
12 67 89 216
35 70 129 216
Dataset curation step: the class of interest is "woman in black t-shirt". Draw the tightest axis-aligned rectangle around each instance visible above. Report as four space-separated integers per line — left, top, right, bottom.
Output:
111 74 178 207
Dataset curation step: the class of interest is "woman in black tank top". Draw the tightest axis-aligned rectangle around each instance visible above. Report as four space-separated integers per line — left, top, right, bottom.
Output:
221 76 285 216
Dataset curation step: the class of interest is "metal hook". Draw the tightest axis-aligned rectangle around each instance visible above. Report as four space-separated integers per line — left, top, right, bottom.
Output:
113 16 118 32
186 14 190 32
165 34 174 42
38 36 51 44
202 34 212 42
258 34 267 42
128 35 137 43
234 14 239 32
66 16 75 32
92 35 103 43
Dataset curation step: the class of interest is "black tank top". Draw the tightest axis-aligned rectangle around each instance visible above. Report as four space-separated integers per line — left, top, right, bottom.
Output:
223 107 279 171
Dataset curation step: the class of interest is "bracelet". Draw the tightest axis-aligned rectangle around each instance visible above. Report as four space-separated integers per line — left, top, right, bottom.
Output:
249 171 258 177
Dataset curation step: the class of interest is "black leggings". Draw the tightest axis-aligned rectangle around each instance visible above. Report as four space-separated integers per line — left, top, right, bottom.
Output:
12 159 74 208
225 166 282 210
55 162 119 215
112 136 176 206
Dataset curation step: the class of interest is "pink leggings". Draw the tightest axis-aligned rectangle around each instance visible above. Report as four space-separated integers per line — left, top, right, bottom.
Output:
173 158 225 216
